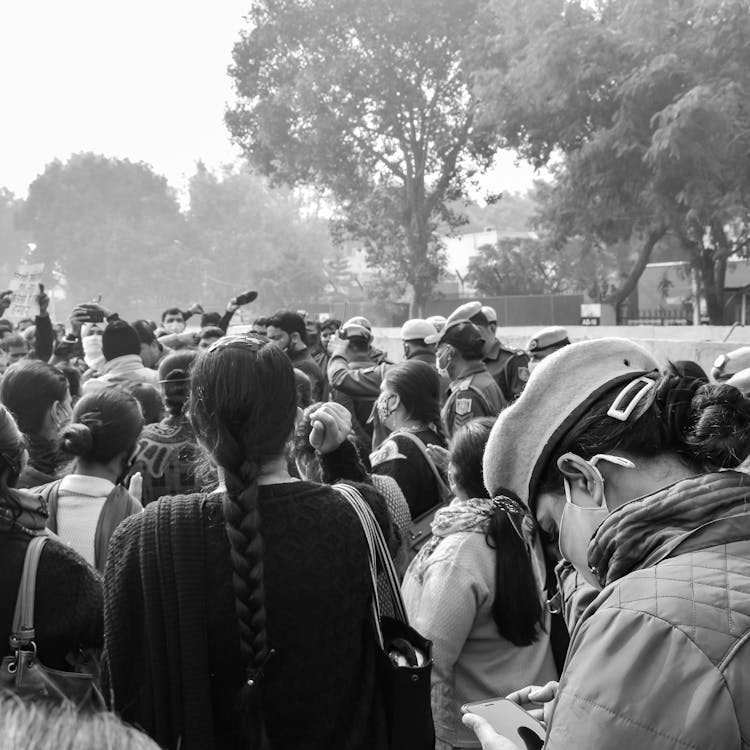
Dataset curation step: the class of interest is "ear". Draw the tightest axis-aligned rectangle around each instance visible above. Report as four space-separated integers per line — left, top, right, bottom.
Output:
557 452 605 507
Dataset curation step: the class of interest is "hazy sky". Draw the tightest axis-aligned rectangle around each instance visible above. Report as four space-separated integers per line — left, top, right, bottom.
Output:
0 1 538 201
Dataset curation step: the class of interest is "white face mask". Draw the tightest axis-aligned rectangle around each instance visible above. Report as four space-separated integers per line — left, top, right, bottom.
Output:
558 453 635 589
82 334 105 371
163 319 185 334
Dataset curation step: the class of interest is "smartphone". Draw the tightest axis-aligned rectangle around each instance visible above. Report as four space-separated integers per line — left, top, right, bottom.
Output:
462 698 545 750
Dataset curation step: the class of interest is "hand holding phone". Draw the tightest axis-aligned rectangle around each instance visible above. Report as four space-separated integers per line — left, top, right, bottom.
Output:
462 698 545 750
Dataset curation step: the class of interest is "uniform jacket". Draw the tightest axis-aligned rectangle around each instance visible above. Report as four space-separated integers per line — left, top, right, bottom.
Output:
483 339 529 402
546 471 750 750
441 363 506 438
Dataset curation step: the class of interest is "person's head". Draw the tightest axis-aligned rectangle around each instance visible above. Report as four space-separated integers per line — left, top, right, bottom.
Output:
0 405 25 493
61 388 144 480
251 317 268 335
0 319 13 339
293 368 312 409
400 318 438 359
131 319 162 369
377 360 443 436
481 305 498 335
449 416 543 646
158 350 197 417
435 321 485 380
189 333 296 744
56 364 82 405
318 318 340 350
198 326 225 351
290 401 327 481
80 321 106 371
0 360 72 439
119 382 163 425
0 333 28 373
102 321 141 363
483 339 750 589
266 311 307 353
200 311 223 328
0 690 160 749
526 326 570 373
17 318 33 333
161 307 186 334
447 301 494 347
339 318 373 361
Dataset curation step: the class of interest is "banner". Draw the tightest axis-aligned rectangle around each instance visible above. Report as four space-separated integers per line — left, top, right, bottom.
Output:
5 262 45 324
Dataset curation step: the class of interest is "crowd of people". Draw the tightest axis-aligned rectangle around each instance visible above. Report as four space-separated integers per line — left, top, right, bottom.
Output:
1 283 750 750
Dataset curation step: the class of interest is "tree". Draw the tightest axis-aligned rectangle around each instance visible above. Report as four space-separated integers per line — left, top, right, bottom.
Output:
226 0 497 315
474 0 750 322
0 189 31 287
17 154 188 318
186 163 333 311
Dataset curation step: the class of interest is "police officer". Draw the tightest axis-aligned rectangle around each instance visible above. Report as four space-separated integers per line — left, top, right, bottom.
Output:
401 318 449 404
447 301 529 402
526 325 571 373
436 318 506 439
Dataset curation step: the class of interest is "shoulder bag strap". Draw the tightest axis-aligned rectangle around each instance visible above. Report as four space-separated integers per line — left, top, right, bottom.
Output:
390 431 451 501
39 480 63 534
10 535 48 647
335 483 408 628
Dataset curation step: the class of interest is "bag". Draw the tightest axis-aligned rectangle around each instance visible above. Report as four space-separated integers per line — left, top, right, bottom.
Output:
0 536 104 708
389 432 452 556
336 483 436 750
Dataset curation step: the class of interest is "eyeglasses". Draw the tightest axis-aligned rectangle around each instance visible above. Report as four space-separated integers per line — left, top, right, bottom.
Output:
206 332 269 354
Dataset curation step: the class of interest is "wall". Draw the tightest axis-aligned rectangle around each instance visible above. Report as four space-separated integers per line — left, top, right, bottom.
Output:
371 324 750 374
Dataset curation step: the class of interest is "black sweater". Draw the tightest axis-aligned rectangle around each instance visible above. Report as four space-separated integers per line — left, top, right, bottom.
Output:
103 479 391 750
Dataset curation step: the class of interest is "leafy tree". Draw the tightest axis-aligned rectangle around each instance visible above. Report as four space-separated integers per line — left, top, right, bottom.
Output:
17 153 188 319
186 163 333 311
0 189 31 288
226 0 496 315
474 0 750 322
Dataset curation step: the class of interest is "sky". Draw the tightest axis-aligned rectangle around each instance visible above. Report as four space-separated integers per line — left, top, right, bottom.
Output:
0 1 539 202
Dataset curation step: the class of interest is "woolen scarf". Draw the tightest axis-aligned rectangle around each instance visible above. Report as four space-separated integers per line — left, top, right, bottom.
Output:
0 488 49 535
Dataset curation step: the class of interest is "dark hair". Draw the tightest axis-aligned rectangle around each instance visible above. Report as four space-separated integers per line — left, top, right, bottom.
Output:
61 389 144 465
189 335 296 747
199 326 225 342
0 405 24 493
57 364 82 402
383 360 445 440
102 321 141 361
158 351 197 417
131 319 157 345
290 402 324 482
118 382 163 425
266 310 305 340
0 360 69 435
293 368 312 409
540 368 750 492
346 336 370 355
450 417 543 647
670 359 708 383
469 311 490 327
0 333 27 353
319 318 341 333
252 317 267 327
161 307 184 322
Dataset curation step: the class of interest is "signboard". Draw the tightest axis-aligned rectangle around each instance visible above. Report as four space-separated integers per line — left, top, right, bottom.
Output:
580 302 601 326
6 262 45 324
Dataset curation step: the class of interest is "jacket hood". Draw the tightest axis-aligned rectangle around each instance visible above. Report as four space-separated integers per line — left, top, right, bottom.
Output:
589 471 750 587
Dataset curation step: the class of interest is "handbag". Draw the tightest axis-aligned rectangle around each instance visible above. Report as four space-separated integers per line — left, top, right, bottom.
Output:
389 432 452 556
0 535 104 708
336 484 436 750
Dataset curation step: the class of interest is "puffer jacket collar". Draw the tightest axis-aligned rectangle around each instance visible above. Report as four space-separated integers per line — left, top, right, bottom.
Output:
589 470 750 587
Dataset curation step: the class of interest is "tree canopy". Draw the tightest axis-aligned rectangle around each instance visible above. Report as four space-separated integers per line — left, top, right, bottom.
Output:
474 0 750 322
226 0 497 314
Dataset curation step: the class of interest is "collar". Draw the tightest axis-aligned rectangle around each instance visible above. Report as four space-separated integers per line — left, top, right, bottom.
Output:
59 474 116 497
589 471 750 587
450 360 486 387
102 354 146 374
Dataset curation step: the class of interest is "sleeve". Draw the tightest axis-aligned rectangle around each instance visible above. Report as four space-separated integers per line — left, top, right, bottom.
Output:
218 310 234 333
450 390 491 432
370 438 424 518
35 313 54 362
319 439 369 484
327 356 383 398
545 606 741 750
405 544 487 710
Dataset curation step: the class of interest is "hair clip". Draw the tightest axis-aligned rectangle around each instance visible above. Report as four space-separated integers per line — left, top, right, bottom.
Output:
246 648 276 687
207 332 268 354
607 376 656 422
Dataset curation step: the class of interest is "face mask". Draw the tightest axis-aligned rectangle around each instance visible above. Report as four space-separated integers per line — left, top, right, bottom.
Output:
163 320 185 334
558 453 635 589
82 334 106 371
436 346 453 378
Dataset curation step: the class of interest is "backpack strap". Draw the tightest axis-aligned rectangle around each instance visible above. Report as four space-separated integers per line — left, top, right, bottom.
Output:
38 480 64 534
10 536 48 649
94 485 141 573
389 431 452 502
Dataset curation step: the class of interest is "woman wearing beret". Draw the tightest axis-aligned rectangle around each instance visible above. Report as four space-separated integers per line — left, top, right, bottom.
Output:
466 338 750 749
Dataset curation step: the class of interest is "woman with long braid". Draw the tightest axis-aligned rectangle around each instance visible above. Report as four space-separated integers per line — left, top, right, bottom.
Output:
102 333 391 750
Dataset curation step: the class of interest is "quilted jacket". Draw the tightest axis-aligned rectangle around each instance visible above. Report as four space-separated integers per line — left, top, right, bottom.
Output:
546 471 750 750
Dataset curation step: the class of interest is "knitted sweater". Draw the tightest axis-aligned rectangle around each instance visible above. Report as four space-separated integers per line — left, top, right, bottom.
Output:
0 530 103 670
102 479 391 750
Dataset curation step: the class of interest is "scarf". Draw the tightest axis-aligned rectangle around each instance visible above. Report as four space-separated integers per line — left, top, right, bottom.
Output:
25 433 64 477
410 496 530 579
0 488 49 535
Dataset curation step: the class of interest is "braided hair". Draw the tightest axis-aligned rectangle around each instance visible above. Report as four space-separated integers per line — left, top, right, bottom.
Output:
189 334 297 748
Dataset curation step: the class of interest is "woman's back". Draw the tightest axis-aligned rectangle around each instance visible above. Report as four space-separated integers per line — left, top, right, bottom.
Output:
104 480 389 750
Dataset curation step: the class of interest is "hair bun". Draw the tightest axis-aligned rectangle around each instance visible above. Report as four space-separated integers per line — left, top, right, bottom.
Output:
685 383 750 469
654 374 706 440
61 422 94 456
